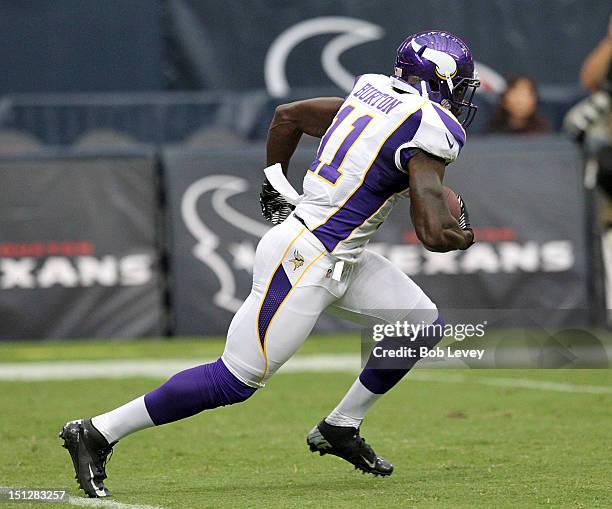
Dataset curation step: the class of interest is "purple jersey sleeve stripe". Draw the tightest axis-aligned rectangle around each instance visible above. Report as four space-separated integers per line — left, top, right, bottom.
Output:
312 109 422 252
380 108 423 165
257 265 292 348
388 108 423 173
432 105 465 147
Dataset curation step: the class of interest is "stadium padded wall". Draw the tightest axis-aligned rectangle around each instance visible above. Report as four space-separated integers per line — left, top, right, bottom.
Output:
164 136 589 336
0 136 589 339
0 149 165 339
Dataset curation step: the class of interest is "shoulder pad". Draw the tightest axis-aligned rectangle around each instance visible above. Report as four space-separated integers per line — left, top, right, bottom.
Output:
396 101 466 165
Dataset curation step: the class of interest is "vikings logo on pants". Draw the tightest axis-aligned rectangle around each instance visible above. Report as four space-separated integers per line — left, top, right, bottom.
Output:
289 250 304 271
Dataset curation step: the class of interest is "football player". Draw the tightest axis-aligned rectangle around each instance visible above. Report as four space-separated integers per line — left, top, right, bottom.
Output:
60 30 477 497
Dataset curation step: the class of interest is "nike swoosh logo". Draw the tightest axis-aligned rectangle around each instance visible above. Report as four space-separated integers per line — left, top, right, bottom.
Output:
445 133 454 149
361 455 376 469
88 464 106 497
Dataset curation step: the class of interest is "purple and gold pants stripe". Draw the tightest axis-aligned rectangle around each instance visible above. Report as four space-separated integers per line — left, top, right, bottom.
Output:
256 227 305 350
257 264 292 348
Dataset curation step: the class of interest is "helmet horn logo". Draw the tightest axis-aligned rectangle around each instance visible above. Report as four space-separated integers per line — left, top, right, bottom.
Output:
410 39 458 79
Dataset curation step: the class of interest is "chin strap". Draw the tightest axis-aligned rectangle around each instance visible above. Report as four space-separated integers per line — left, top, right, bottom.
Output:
420 81 429 98
444 73 454 94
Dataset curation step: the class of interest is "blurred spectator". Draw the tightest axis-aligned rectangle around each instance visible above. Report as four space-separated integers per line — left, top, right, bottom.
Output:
580 16 612 93
564 17 612 323
488 75 551 135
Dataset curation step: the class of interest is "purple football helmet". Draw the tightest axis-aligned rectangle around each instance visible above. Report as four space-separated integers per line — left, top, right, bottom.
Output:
394 30 480 127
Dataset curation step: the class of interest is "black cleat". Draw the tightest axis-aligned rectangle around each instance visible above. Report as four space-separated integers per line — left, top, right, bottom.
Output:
307 420 393 476
59 419 115 498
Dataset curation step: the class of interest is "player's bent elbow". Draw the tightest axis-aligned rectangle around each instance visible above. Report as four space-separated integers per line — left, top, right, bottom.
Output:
273 102 298 124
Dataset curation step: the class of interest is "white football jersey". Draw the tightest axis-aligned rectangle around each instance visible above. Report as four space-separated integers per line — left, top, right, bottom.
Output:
293 73 466 262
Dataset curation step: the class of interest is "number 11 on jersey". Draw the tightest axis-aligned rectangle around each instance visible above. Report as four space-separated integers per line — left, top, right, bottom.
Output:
309 105 373 185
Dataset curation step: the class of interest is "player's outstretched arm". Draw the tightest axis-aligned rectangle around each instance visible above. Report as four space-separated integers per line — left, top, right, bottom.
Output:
266 97 344 174
408 150 474 252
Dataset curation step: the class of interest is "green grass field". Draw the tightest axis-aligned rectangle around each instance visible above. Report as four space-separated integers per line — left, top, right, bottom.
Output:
0 336 611 508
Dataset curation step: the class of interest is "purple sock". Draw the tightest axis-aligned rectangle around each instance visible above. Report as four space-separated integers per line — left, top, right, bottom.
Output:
144 358 256 425
359 318 445 394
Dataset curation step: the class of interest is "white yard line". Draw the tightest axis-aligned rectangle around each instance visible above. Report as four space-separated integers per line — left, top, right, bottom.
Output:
64 496 165 509
0 487 166 509
0 359 210 381
0 355 611 395
0 355 360 381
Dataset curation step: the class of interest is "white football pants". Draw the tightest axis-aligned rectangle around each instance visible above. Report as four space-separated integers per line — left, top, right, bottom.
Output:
222 215 437 387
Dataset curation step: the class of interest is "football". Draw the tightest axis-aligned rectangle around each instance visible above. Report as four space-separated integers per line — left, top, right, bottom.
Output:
442 185 461 220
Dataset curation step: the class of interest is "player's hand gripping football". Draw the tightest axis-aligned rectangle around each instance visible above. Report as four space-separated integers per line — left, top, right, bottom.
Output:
260 179 295 225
